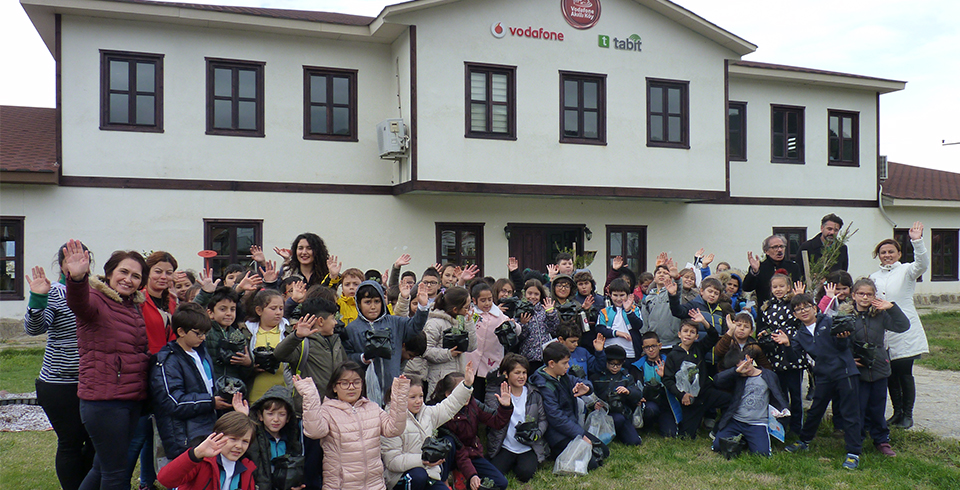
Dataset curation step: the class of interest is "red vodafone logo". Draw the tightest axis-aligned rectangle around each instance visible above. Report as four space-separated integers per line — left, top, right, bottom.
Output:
562 0 601 30
491 22 506 38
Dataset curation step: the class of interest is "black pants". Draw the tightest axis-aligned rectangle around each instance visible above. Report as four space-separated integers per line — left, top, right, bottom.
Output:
79 399 142 490
36 380 94 490
303 434 323 490
490 448 539 483
776 369 804 435
888 355 918 414
800 375 863 455
860 378 890 444
678 388 731 439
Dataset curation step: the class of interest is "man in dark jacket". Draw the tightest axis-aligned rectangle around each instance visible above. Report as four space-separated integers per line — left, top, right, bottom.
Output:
529 342 594 458
795 213 848 272
743 235 802 306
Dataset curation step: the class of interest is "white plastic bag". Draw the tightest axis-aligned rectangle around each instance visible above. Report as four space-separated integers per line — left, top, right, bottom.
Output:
675 360 701 397
632 403 645 429
585 408 615 445
553 436 592 476
365 361 383 406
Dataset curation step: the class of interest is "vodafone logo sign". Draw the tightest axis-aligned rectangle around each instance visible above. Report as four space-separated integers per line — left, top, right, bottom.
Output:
562 0 601 30
491 22 506 38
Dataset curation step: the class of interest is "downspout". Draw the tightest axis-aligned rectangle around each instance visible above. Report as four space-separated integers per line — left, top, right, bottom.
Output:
878 184 897 228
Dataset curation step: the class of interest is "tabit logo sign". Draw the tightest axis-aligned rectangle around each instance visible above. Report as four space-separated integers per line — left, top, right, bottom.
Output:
598 34 641 52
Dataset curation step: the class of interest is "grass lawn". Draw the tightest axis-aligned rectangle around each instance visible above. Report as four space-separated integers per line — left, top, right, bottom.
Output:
0 348 44 393
917 311 960 371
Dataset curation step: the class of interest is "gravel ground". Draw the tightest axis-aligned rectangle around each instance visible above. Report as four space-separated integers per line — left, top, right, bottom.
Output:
0 391 52 432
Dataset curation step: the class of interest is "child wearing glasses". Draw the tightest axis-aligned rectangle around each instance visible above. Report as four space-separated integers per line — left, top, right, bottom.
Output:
150 302 225 460
294 361 410 490
589 345 643 446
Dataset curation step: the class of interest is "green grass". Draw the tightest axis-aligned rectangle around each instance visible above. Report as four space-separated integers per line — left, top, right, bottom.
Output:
0 431 61 490
0 348 44 393
917 311 960 371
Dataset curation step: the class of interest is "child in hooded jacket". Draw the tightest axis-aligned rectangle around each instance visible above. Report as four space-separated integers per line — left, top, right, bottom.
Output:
423 287 478 397
516 279 559 369
294 361 410 490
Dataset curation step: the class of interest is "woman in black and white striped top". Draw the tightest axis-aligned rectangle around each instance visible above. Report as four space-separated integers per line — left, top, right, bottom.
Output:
24 242 95 490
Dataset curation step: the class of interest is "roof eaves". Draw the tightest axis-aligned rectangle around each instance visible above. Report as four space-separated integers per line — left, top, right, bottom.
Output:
729 60 906 94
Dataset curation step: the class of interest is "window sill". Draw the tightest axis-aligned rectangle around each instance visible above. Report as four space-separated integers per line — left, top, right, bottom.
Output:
560 137 607 146
0 293 24 301
304 133 359 142
647 141 690 150
465 133 517 141
729 156 747 162
827 160 860 167
100 125 164 133
771 158 805 165
206 129 265 138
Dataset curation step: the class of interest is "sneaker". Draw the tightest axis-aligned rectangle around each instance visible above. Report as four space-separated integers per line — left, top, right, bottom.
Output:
842 453 860 470
876 442 897 457
785 441 809 453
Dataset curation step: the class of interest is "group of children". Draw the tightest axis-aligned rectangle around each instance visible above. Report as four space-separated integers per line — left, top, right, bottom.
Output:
136 237 910 490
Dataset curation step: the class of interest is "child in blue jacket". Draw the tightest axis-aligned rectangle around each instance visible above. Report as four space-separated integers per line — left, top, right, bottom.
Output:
596 279 643 363
529 342 595 459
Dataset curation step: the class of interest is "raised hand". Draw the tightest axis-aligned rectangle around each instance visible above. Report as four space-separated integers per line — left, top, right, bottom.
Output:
582 295 594 310
725 314 735 331
871 298 894 310
198 267 220 293
295 314 321 338
694 248 704 259
689 308 706 325
655 358 665 377
546 264 559 280
543 297 555 310
290 280 307 303
464 361 476 387
909 221 924 241
394 254 411 269
702 253 715 267
824 282 837 299
494 381 512 406
747 251 760 273
231 392 249 415
432 263 443 273
327 255 341 279
572 382 589 397
194 432 227 459
666 258 679 278
665 278 678 295
273 247 291 261
612 256 624 270
237 271 262 292
508 257 519 272
27 266 51 295
399 280 413 299
260 260 279 283
622 294 635 311
417 284 429 306
460 264 479 283
62 239 90 281
592 333 605 352
793 281 806 295
655 252 668 267
250 245 265 264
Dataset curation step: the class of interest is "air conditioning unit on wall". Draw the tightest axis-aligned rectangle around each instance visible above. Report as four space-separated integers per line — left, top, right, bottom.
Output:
377 119 409 159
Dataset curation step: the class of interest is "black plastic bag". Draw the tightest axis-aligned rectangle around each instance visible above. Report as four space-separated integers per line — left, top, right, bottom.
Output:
421 436 452 463
718 435 748 460
253 346 280 374
831 315 855 336
442 329 469 352
514 420 541 446
364 329 393 360
495 321 519 350
271 454 305 490
215 376 247 400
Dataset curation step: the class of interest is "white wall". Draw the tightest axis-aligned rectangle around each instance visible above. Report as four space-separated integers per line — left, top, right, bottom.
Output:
728 77 879 201
60 16 399 185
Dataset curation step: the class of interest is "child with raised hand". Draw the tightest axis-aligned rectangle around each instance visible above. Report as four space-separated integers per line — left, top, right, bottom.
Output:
755 273 807 436
711 345 789 457
589 345 644 446
157 411 258 490
245 289 290 401
435 368 513 490
596 278 643 364
714 313 772 371
423 286 477 396
816 270 854 315
382 363 477 490
529 342 595 460
464 282 516 399
294 362 409 490
516 279 560 370
667 276 732 340
150 303 226 460
485 353 548 483
558 320 606 379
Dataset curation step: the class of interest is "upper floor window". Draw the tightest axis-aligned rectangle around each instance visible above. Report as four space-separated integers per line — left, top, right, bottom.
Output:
728 101 747 161
771 105 804 163
304 67 358 141
931 229 958 282
828 110 859 166
465 63 516 140
1 217 24 301
647 79 689 148
436 223 484 274
206 58 265 137
204 219 262 280
560 71 606 145
100 51 163 132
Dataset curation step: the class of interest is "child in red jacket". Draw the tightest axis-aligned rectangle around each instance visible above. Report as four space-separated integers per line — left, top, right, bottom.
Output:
157 411 258 490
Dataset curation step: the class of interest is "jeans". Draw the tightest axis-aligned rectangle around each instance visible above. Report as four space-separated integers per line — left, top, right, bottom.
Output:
776 369 804 435
611 411 642 445
461 457 508 490
303 433 323 490
678 388 731 439
79 399 142 490
36 380 95 490
125 414 157 486
712 420 771 456
394 467 449 490
490 448 539 483
643 400 678 437
860 378 890 444
800 375 863 455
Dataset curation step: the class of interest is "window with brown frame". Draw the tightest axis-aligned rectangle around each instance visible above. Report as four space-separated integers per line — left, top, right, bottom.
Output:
206 58 265 137
607 226 647 277
771 105 804 163
773 227 807 262
304 67 358 141
647 79 689 148
203 219 263 280
728 101 746 161
100 50 163 132
1 217 24 301
560 71 606 144
828 110 859 166
931 229 958 282
436 223 484 274
465 63 516 139
892 228 920 282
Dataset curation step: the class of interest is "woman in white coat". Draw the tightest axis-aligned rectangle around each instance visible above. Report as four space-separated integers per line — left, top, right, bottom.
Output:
869 221 928 429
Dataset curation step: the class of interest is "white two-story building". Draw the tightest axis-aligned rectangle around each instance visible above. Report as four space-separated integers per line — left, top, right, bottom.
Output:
2 0 957 318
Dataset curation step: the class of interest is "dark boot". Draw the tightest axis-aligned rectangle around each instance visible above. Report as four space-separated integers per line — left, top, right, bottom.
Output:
887 376 903 425
893 374 915 429
887 409 903 426
897 411 914 429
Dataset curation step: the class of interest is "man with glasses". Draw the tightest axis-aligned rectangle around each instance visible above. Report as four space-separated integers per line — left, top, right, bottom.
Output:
771 294 863 469
742 234 802 306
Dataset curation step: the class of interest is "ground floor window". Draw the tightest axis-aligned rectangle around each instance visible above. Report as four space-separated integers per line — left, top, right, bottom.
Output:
606 226 646 277
893 228 920 282
773 227 806 263
436 223 484 273
931 229 958 281
507 224 585 273
1 217 24 300
203 219 262 279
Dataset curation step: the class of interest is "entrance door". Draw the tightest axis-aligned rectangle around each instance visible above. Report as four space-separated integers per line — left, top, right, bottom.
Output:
507 223 584 273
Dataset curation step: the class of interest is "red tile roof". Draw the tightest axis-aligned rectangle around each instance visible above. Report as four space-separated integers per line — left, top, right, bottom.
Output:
882 162 960 202
732 60 906 84
0 105 57 173
106 0 376 26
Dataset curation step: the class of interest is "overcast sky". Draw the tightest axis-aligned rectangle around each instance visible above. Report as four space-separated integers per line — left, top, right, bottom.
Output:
2 0 957 171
